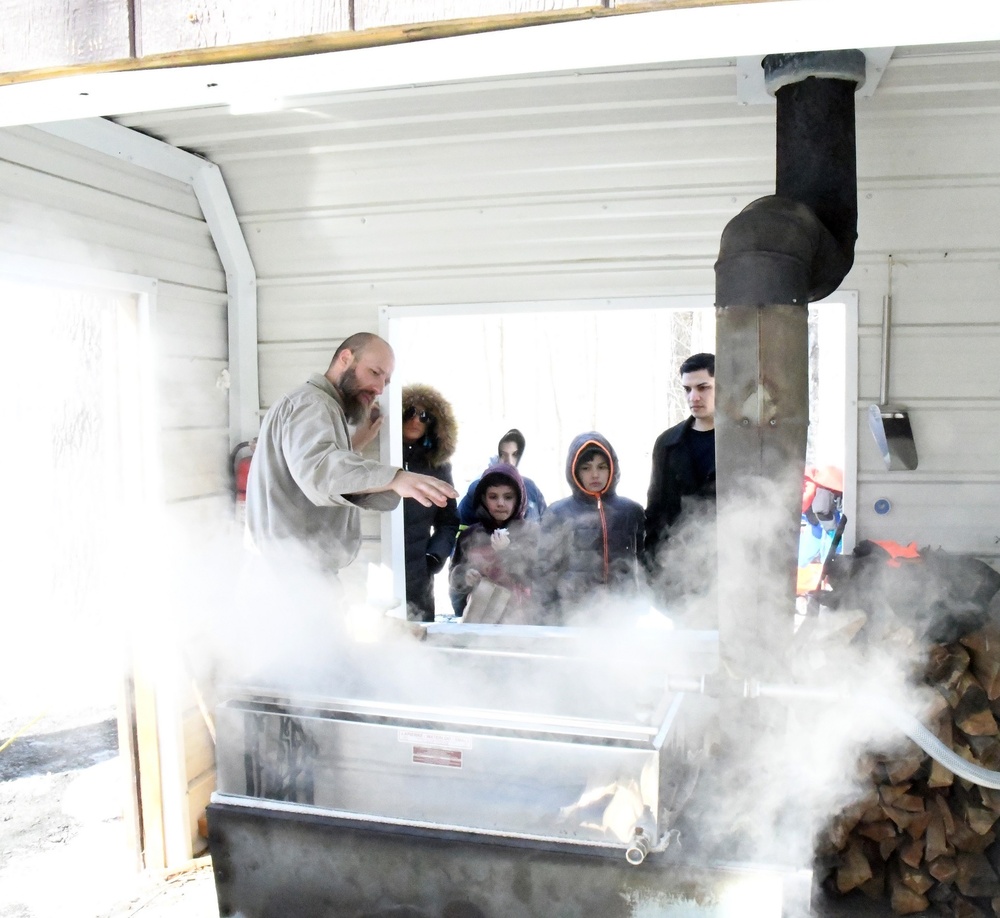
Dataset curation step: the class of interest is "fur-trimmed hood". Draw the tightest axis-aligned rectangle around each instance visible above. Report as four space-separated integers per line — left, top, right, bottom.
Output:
401 383 458 468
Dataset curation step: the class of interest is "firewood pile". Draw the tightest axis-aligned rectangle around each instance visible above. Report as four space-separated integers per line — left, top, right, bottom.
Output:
811 542 1000 916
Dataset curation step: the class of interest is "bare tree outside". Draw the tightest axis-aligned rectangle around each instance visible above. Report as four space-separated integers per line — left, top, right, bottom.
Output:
393 305 716 507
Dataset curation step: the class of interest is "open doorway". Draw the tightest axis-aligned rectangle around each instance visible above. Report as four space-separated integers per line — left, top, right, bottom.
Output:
383 293 856 615
0 264 157 913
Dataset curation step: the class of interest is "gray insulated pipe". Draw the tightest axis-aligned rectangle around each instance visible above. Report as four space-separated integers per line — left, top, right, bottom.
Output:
713 50 866 680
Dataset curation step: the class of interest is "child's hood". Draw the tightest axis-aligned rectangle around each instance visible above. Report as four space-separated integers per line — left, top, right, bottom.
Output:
564 431 620 499
473 462 528 523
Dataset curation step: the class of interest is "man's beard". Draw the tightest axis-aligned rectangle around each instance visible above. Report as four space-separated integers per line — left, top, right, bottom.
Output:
337 365 370 425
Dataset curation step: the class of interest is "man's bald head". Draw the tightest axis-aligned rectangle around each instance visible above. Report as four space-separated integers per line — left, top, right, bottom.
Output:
326 333 394 424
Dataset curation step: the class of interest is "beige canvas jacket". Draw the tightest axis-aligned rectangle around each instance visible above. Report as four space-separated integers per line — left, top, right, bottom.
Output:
246 373 400 574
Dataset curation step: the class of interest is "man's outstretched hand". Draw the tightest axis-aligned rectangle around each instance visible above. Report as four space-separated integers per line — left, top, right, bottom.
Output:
390 470 458 507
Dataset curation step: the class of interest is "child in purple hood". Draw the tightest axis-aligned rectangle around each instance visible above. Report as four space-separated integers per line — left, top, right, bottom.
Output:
448 462 539 623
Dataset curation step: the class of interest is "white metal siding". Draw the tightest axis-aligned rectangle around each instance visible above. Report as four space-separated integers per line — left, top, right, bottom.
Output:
0 125 229 519
112 43 1000 565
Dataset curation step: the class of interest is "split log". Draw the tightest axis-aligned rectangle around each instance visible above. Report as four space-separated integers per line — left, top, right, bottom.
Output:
954 852 1000 899
818 631 1000 913
904 809 931 841
977 786 1000 813
928 644 971 694
961 625 1000 701
955 800 999 837
926 856 957 884
823 814 857 852
859 856 887 901
898 862 934 896
964 733 1000 771
884 805 925 834
927 757 953 790
899 836 925 869
836 839 873 893
858 820 897 844
946 822 995 855
886 755 925 785
889 866 930 914
894 793 928 814
953 681 999 737
925 690 951 722
952 898 988 918
881 784 914 806
880 835 902 862
924 800 952 863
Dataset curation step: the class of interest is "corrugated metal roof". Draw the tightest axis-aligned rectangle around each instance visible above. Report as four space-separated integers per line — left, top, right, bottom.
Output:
110 43 999 303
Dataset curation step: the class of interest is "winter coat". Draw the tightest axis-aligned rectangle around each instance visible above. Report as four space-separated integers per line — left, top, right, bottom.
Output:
401 384 460 621
536 432 645 622
449 463 539 619
643 416 716 571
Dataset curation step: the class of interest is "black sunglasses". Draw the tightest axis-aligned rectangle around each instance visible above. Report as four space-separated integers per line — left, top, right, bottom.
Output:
403 407 433 423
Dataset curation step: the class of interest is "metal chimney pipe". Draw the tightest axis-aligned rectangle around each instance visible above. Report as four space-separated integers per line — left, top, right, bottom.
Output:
714 50 866 680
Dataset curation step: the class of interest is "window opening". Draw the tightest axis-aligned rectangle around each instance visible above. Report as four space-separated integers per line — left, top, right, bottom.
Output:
385 295 855 618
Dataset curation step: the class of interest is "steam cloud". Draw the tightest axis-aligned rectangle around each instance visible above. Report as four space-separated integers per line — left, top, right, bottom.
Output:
170 468 947 916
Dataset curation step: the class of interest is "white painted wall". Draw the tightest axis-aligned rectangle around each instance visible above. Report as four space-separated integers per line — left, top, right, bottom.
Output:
0 125 231 526
112 44 1000 565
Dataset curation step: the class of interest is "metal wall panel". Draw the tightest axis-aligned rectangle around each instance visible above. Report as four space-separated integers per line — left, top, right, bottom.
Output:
0 127 205 218
114 44 1000 564
0 138 230 509
856 480 1000 558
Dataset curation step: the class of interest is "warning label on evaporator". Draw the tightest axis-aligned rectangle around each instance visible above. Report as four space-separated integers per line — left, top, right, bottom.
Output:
398 729 472 749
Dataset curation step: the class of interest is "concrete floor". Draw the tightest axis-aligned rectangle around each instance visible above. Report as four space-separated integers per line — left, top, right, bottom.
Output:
101 860 219 918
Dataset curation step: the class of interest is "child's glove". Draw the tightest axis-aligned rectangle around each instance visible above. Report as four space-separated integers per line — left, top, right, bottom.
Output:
491 529 510 550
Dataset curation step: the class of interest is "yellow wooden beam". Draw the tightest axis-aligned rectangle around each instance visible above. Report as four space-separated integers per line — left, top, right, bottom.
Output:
0 0 776 87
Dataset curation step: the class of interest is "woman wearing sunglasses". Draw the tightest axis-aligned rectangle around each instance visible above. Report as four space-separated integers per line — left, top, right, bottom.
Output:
401 384 461 622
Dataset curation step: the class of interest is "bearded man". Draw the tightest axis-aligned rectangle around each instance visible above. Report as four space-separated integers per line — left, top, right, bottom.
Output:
245 332 456 578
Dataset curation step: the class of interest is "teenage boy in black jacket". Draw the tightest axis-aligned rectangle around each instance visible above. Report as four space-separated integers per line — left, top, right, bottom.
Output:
644 353 717 580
